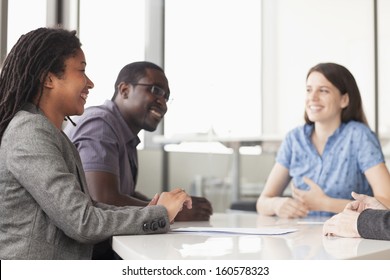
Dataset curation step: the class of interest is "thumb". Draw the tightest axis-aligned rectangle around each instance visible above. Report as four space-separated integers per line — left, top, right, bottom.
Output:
303 176 316 187
346 200 358 211
148 193 159 206
351 191 361 200
351 192 367 202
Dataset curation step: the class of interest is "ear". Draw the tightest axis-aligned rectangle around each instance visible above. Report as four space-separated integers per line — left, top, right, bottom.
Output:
43 73 55 89
341 93 349 109
118 82 131 99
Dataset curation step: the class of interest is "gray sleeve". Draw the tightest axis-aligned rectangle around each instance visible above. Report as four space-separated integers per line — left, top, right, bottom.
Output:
357 209 390 241
6 116 170 244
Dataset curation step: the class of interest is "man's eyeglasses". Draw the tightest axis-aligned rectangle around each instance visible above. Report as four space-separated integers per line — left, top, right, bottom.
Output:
132 83 170 102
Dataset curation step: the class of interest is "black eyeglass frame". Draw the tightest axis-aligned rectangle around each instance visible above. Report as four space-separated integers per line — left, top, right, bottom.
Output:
132 83 170 102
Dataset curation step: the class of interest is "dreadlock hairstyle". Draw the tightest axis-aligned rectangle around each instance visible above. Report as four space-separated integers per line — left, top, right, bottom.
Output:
0 27 81 142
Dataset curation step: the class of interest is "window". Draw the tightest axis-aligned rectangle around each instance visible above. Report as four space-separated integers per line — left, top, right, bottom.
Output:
164 0 262 139
78 0 146 147
7 0 46 52
263 0 375 135
78 0 146 108
378 0 390 138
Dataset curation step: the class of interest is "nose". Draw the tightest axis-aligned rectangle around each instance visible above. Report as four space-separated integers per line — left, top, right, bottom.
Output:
86 75 94 89
156 94 167 105
308 90 319 100
155 96 168 112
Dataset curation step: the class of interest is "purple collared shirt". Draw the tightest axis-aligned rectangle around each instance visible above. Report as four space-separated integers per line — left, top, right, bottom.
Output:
64 100 140 196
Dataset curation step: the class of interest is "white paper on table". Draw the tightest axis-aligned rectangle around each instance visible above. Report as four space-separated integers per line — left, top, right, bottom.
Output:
170 227 297 235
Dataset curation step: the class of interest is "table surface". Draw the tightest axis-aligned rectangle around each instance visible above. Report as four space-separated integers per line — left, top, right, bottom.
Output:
112 212 390 260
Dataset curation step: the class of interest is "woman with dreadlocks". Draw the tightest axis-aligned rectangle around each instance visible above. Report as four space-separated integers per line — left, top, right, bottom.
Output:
0 27 191 259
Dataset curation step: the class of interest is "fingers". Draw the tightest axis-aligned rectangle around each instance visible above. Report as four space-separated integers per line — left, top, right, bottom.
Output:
351 191 364 200
170 188 192 208
292 186 308 206
351 191 372 202
288 206 308 218
176 188 192 209
302 176 313 185
302 177 318 190
351 192 372 206
291 185 304 202
183 194 192 209
148 193 160 206
323 210 361 238
350 192 371 210
157 189 193 223
345 200 358 211
323 215 343 236
277 198 308 218
291 199 309 216
323 218 335 236
171 187 185 194
292 177 314 201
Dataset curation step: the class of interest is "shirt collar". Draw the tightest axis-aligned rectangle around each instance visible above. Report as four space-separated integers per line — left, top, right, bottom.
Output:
104 100 140 147
304 122 346 141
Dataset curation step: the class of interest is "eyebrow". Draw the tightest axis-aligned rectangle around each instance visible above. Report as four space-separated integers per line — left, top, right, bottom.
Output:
306 85 331 88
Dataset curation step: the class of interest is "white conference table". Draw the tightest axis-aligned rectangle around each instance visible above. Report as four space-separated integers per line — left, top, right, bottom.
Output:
112 212 390 260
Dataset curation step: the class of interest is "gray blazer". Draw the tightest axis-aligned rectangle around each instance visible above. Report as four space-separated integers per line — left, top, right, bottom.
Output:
358 209 390 240
0 103 170 259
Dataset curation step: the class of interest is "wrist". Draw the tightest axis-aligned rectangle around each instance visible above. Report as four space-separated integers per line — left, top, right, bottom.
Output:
321 195 333 212
273 196 288 215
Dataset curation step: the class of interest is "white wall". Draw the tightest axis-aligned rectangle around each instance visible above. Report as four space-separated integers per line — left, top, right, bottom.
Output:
262 0 375 136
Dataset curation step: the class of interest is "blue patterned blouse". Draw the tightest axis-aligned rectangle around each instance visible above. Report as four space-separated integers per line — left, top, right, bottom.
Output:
276 121 384 216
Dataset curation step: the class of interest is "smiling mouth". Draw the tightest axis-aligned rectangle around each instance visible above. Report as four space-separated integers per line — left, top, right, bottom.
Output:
150 108 163 119
308 105 323 112
81 92 88 102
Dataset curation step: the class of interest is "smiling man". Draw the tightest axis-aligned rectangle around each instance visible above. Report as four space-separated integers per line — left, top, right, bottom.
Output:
64 61 212 259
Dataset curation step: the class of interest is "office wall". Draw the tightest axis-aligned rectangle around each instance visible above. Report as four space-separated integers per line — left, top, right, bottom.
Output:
137 149 163 197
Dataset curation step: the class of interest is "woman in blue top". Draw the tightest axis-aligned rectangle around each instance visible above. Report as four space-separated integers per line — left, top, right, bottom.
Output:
257 62 390 218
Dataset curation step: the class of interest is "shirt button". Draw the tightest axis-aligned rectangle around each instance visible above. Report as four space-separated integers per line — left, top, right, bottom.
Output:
143 223 149 231
158 219 166 228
